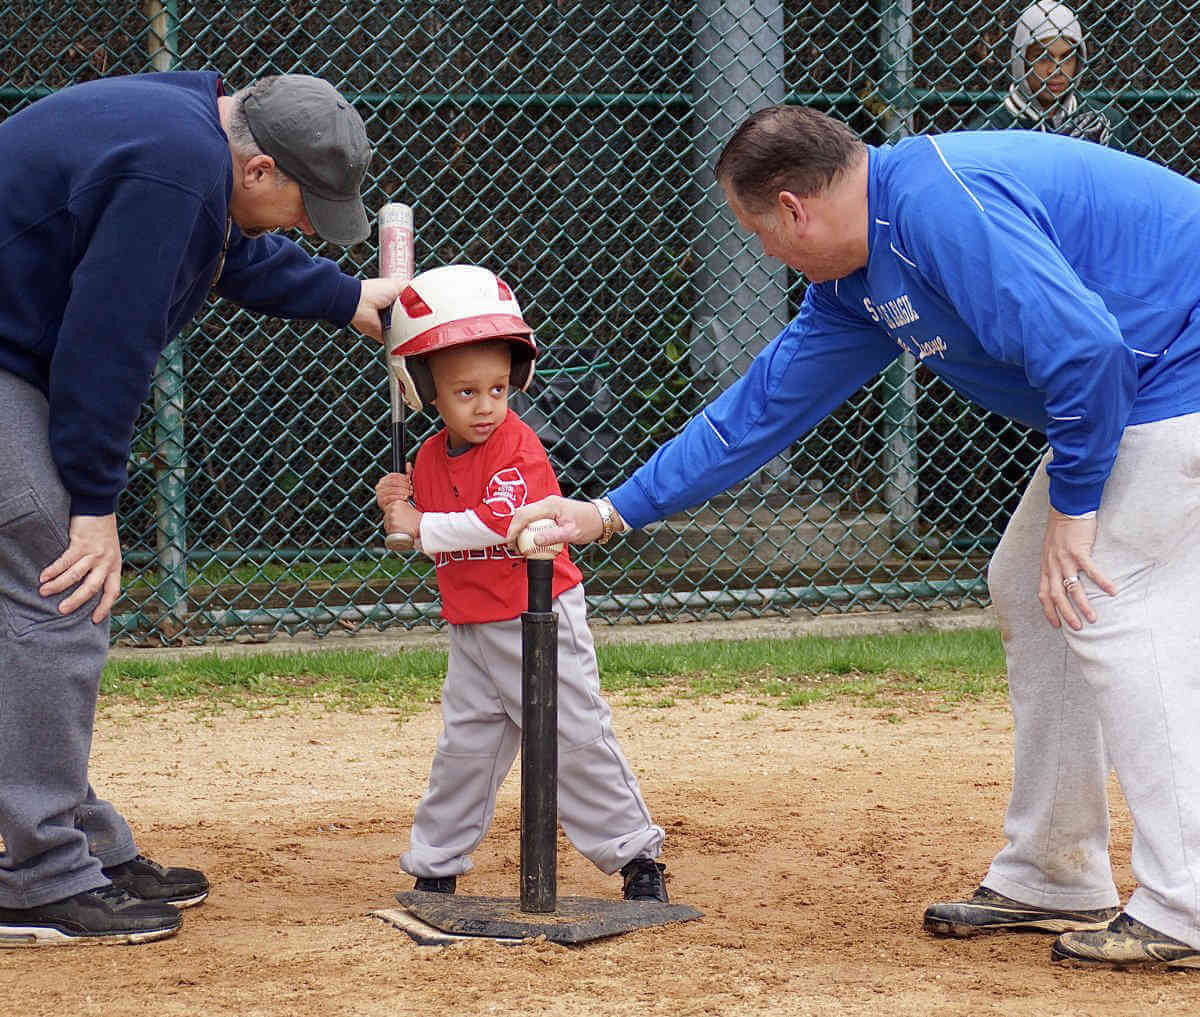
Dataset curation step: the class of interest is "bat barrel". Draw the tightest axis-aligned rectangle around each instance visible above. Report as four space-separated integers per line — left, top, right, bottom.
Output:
520 558 558 913
378 201 416 553
378 202 414 281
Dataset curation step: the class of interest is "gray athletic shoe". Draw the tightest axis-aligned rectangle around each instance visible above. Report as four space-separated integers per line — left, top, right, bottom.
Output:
102 854 209 908
412 875 456 894
924 885 1120 938
1052 912 1200 969
620 857 669 903
0 885 181 947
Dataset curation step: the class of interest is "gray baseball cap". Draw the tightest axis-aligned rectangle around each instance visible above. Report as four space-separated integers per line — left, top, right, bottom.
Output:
243 74 371 245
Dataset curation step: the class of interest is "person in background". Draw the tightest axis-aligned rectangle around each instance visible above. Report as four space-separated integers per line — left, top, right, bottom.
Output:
971 1 1132 148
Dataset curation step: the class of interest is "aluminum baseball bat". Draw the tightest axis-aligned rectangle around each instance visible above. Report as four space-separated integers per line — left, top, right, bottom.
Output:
378 202 416 552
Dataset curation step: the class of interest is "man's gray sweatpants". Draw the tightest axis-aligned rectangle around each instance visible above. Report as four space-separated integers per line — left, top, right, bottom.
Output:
0 371 137 908
984 413 1200 949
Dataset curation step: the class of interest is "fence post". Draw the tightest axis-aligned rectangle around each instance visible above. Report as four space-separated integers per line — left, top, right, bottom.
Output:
146 0 189 628
879 0 921 547
690 0 791 488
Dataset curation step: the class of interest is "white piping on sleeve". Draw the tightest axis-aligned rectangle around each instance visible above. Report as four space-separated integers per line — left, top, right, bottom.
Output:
890 243 917 268
1128 347 1161 358
702 410 730 447
926 136 986 213
1049 414 1083 421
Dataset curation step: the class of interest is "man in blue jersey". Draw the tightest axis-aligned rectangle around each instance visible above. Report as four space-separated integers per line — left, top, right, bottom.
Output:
510 106 1200 970
0 72 404 947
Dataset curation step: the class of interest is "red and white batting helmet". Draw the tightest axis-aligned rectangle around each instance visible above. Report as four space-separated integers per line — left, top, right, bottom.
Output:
387 264 536 411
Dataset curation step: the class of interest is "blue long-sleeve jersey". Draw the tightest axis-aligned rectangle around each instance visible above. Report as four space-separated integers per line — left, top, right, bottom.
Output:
0 71 361 515
612 131 1200 527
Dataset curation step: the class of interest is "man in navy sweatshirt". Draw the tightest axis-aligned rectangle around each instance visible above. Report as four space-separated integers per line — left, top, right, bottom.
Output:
509 106 1200 970
0 72 403 947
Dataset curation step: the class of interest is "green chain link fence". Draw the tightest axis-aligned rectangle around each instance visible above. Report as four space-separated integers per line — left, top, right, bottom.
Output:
1 2 1194 644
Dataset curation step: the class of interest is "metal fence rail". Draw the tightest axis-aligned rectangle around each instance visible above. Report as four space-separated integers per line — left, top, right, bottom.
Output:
1 1 1193 644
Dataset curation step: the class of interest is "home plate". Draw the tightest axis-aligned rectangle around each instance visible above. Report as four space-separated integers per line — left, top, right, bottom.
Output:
373 890 702 946
371 907 525 946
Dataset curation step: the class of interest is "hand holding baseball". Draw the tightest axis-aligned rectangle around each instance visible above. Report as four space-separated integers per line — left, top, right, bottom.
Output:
516 517 571 558
507 496 596 547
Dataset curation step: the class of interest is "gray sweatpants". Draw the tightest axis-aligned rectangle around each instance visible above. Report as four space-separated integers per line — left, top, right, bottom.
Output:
401 583 665 879
984 413 1200 948
0 372 137 908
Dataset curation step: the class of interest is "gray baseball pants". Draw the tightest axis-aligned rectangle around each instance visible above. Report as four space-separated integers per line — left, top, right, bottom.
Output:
983 413 1200 948
0 371 137 908
402 583 665 879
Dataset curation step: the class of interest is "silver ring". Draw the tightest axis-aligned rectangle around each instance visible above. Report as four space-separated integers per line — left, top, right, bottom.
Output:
1063 576 1080 591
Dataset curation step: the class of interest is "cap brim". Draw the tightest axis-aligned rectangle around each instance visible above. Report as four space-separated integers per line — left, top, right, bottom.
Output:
302 188 370 246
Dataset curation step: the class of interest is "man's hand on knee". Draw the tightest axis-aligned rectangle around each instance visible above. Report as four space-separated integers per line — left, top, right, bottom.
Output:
1038 510 1117 630
39 513 122 623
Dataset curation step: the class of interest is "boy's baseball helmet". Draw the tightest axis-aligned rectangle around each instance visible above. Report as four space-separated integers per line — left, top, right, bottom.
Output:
386 264 536 411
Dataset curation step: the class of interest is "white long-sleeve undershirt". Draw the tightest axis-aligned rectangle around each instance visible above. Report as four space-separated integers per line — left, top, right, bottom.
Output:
417 509 503 555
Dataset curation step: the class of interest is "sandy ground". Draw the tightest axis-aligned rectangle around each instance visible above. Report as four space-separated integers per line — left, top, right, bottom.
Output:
5 684 1197 1017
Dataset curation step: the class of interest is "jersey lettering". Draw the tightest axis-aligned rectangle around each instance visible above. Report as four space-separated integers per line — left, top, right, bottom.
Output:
434 543 521 568
864 293 920 329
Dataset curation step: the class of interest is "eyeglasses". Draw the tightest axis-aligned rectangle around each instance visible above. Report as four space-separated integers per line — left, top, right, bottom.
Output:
210 214 233 292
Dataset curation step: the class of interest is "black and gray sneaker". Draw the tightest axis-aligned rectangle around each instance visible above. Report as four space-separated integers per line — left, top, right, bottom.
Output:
620 857 669 903
413 875 456 894
924 885 1119 938
1052 912 1200 969
0 884 181 947
102 854 209 908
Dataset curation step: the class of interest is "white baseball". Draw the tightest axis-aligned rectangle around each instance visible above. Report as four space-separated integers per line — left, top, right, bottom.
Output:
516 518 564 557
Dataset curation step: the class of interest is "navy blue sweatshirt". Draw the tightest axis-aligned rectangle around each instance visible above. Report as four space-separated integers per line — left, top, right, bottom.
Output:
0 71 361 515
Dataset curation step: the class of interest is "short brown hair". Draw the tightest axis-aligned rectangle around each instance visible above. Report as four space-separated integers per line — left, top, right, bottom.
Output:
715 106 866 213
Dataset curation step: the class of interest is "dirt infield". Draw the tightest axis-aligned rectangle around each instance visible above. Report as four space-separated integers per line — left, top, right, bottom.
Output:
6 690 1197 1017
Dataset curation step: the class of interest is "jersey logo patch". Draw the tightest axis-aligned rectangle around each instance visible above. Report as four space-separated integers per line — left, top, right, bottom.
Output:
483 467 528 517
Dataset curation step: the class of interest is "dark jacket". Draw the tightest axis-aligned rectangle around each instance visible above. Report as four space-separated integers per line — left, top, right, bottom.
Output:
0 71 360 515
970 1 1132 150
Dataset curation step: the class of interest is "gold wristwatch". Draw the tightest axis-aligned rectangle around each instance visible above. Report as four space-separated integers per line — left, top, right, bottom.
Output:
590 497 624 544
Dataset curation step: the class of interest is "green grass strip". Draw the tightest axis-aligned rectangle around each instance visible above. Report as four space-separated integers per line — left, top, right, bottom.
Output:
101 627 1007 715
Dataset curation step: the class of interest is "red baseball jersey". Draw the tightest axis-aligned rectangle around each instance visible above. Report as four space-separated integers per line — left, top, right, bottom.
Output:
412 409 583 624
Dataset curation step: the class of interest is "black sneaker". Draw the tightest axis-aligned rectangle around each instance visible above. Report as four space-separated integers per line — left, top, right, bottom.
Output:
620 857 669 903
102 854 209 908
413 875 456 894
0 885 181 947
1052 912 1200 969
924 885 1119 938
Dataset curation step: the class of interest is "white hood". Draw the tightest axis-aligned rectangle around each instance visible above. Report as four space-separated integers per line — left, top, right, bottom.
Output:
1010 1 1087 89
1006 1 1087 122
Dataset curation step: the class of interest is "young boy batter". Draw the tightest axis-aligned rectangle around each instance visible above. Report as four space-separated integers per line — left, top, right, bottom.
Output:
374 264 668 902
